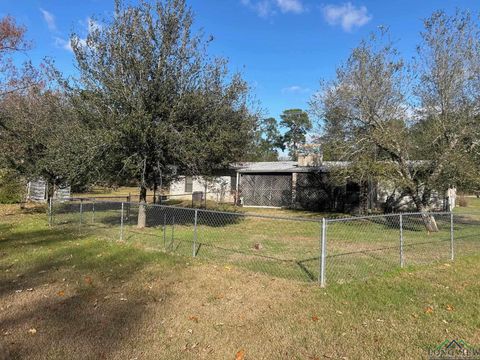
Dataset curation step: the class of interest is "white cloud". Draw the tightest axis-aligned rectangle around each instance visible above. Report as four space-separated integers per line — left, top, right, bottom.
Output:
40 8 56 31
54 17 99 53
54 37 73 52
241 0 304 17
80 17 102 34
282 85 311 94
88 18 102 33
322 2 372 32
241 0 274 17
54 36 86 53
276 0 303 14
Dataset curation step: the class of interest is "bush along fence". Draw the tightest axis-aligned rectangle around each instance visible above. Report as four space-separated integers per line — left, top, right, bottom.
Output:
48 199 480 287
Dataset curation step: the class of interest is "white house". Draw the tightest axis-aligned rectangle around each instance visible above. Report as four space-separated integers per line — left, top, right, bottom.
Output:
168 156 456 212
169 175 236 203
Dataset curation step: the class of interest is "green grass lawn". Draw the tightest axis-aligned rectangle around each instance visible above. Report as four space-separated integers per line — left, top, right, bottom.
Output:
1 204 480 359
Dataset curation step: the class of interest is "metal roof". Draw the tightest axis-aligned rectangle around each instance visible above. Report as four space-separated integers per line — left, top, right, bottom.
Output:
234 161 351 174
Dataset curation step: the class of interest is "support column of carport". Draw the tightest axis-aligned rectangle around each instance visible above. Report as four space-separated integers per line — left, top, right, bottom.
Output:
235 172 240 206
291 173 298 209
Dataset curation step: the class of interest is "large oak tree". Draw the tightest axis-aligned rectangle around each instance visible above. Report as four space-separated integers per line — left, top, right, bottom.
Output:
66 0 257 227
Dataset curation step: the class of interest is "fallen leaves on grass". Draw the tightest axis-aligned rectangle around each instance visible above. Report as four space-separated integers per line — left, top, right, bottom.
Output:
57 290 65 297
311 315 319 322
235 349 245 360
424 306 434 314
84 276 93 285
446 304 455 311
188 316 199 323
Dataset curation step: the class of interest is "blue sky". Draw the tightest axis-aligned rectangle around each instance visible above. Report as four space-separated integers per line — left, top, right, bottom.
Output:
2 0 480 119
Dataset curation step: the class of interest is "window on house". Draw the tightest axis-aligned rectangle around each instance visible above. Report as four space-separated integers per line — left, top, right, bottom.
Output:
185 176 193 193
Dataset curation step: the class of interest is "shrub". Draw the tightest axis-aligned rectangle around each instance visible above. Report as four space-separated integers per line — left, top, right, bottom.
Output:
458 195 469 207
0 170 25 204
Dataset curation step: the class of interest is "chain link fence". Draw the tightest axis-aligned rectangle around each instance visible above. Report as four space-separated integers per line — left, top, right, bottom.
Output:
49 199 480 286
69 191 233 208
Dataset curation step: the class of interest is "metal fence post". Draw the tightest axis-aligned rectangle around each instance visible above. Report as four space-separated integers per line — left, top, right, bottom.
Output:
126 194 131 221
120 202 124 241
92 198 96 223
450 212 454 261
193 210 198 257
48 198 53 227
320 218 327 288
399 214 404 268
171 215 175 247
163 212 166 249
79 199 83 228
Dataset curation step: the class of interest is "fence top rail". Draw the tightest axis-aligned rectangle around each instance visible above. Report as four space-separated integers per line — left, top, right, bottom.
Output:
326 211 453 223
55 199 323 223
163 204 323 223
54 199 455 224
68 196 128 200
69 192 226 200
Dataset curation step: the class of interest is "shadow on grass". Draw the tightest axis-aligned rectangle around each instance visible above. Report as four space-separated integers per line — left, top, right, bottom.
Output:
54 201 248 229
2 289 156 359
95 205 245 229
163 237 320 282
368 216 424 232
0 223 13 234
0 227 85 251
0 219 185 359
454 214 480 226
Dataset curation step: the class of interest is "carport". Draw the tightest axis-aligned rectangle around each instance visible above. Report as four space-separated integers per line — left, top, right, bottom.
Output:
236 161 298 207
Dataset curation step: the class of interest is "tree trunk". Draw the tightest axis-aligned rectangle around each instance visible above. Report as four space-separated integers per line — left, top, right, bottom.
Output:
421 212 439 233
153 182 158 204
359 181 369 215
204 182 208 209
412 194 439 232
137 185 147 229
47 180 55 201
20 182 28 209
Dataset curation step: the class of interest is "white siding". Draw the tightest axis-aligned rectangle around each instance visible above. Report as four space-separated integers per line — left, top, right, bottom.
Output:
169 176 235 202
376 182 453 211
